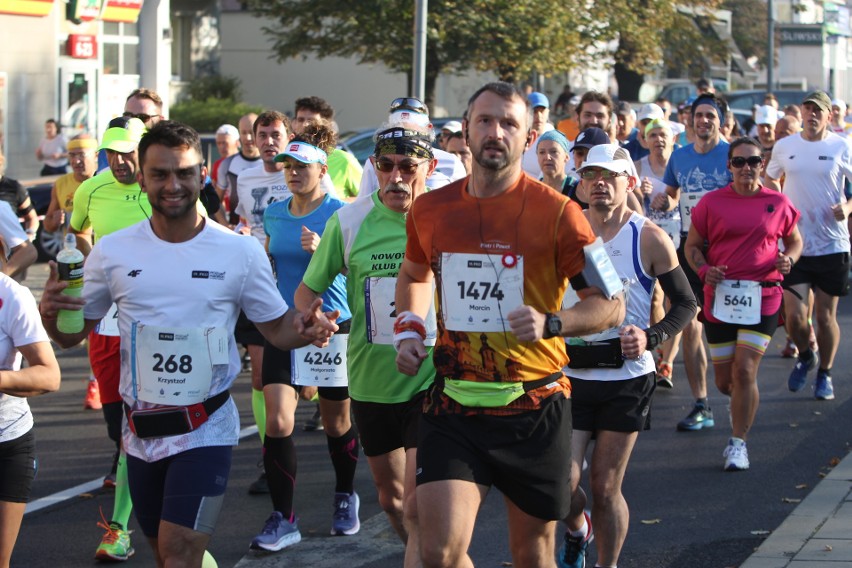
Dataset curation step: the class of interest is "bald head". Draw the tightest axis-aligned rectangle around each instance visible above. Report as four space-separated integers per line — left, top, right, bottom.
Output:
775 115 801 141
238 113 259 157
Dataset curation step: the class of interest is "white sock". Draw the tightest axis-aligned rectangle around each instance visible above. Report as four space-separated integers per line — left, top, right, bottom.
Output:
729 437 746 447
568 515 588 539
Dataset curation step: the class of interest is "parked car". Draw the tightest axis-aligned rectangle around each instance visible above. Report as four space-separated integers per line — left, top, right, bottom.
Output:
721 90 811 126
338 117 464 165
21 175 60 261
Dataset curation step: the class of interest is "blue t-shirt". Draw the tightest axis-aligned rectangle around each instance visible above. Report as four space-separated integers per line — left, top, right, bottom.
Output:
622 128 649 162
662 140 732 234
264 193 351 321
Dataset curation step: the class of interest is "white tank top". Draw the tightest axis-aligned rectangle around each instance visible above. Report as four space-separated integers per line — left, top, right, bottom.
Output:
569 213 657 382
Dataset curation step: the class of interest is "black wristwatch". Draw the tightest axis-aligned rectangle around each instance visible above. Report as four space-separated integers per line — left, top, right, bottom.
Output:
543 312 562 339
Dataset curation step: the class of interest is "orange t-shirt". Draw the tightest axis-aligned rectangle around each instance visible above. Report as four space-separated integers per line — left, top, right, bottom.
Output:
405 174 594 414
557 117 580 142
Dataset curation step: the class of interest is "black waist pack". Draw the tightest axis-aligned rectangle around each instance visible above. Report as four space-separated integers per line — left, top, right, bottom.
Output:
566 338 624 369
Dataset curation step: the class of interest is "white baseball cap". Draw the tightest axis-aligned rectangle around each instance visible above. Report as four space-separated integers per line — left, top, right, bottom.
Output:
637 103 665 122
755 105 778 127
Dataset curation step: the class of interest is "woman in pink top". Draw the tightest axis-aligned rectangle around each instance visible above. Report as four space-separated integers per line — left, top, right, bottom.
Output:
684 137 802 472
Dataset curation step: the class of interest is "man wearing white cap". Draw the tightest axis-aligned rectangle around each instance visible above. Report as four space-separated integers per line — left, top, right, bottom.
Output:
624 103 664 161
560 143 696 568
754 105 777 153
357 97 465 198
439 120 463 150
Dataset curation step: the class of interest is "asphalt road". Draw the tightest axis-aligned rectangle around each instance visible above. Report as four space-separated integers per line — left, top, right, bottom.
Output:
12 264 852 567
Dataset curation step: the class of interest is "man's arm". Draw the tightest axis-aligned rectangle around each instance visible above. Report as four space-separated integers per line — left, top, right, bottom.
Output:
255 300 339 352
0 341 61 397
43 184 64 233
19 198 39 238
619 222 697 358
507 286 624 343
650 183 678 211
394 258 435 376
70 227 93 257
764 175 782 192
4 241 36 279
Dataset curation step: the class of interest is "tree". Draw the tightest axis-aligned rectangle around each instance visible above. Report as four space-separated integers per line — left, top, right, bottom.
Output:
723 0 769 68
249 0 617 105
249 0 729 103
608 0 728 100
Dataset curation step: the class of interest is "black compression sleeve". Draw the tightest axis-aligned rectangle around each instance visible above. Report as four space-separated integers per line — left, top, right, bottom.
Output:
644 266 697 351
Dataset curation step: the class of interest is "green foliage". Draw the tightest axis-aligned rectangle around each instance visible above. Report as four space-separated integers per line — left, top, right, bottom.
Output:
184 75 243 102
248 0 730 101
170 98 264 133
723 0 769 68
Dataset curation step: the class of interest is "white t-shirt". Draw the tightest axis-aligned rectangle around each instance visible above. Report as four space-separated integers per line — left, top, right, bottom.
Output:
217 152 261 195
83 219 289 462
766 132 852 256
235 166 292 244
0 275 50 442
0 201 28 257
357 147 466 199
38 134 69 168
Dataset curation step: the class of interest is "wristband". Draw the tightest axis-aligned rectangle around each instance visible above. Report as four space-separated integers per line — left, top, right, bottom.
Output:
697 264 710 283
393 311 427 352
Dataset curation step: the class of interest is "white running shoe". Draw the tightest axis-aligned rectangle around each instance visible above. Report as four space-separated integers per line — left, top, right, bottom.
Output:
723 439 749 471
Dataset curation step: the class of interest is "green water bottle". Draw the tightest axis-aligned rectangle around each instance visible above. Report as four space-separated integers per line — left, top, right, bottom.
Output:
56 233 85 334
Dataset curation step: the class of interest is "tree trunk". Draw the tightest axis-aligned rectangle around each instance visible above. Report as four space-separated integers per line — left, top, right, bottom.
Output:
614 63 644 102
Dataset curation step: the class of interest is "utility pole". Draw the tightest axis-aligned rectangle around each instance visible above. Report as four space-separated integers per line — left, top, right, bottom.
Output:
412 0 427 99
767 0 775 92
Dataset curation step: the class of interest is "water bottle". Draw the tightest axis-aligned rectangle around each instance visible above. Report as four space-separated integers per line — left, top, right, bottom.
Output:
56 233 85 334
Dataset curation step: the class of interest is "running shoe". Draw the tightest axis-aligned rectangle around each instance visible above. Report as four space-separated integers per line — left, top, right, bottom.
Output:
676 403 715 431
656 363 673 389
557 511 593 568
814 371 835 400
102 473 116 489
331 491 361 536
780 338 798 359
788 351 819 393
84 378 102 410
723 439 749 471
250 512 301 552
303 406 323 431
248 471 269 495
95 520 134 561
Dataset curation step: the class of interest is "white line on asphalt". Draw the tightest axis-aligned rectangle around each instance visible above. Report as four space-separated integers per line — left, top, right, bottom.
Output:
24 425 260 516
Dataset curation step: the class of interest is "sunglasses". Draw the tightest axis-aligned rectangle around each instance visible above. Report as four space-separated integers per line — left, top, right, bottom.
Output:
375 158 427 175
123 111 160 123
730 156 763 168
580 169 628 180
389 97 428 115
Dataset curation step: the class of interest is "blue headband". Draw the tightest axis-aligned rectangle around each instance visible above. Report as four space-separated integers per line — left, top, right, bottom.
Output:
537 129 571 154
692 96 723 123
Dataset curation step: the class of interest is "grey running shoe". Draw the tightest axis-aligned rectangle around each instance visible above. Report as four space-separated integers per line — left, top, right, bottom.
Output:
250 512 301 552
331 491 361 535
